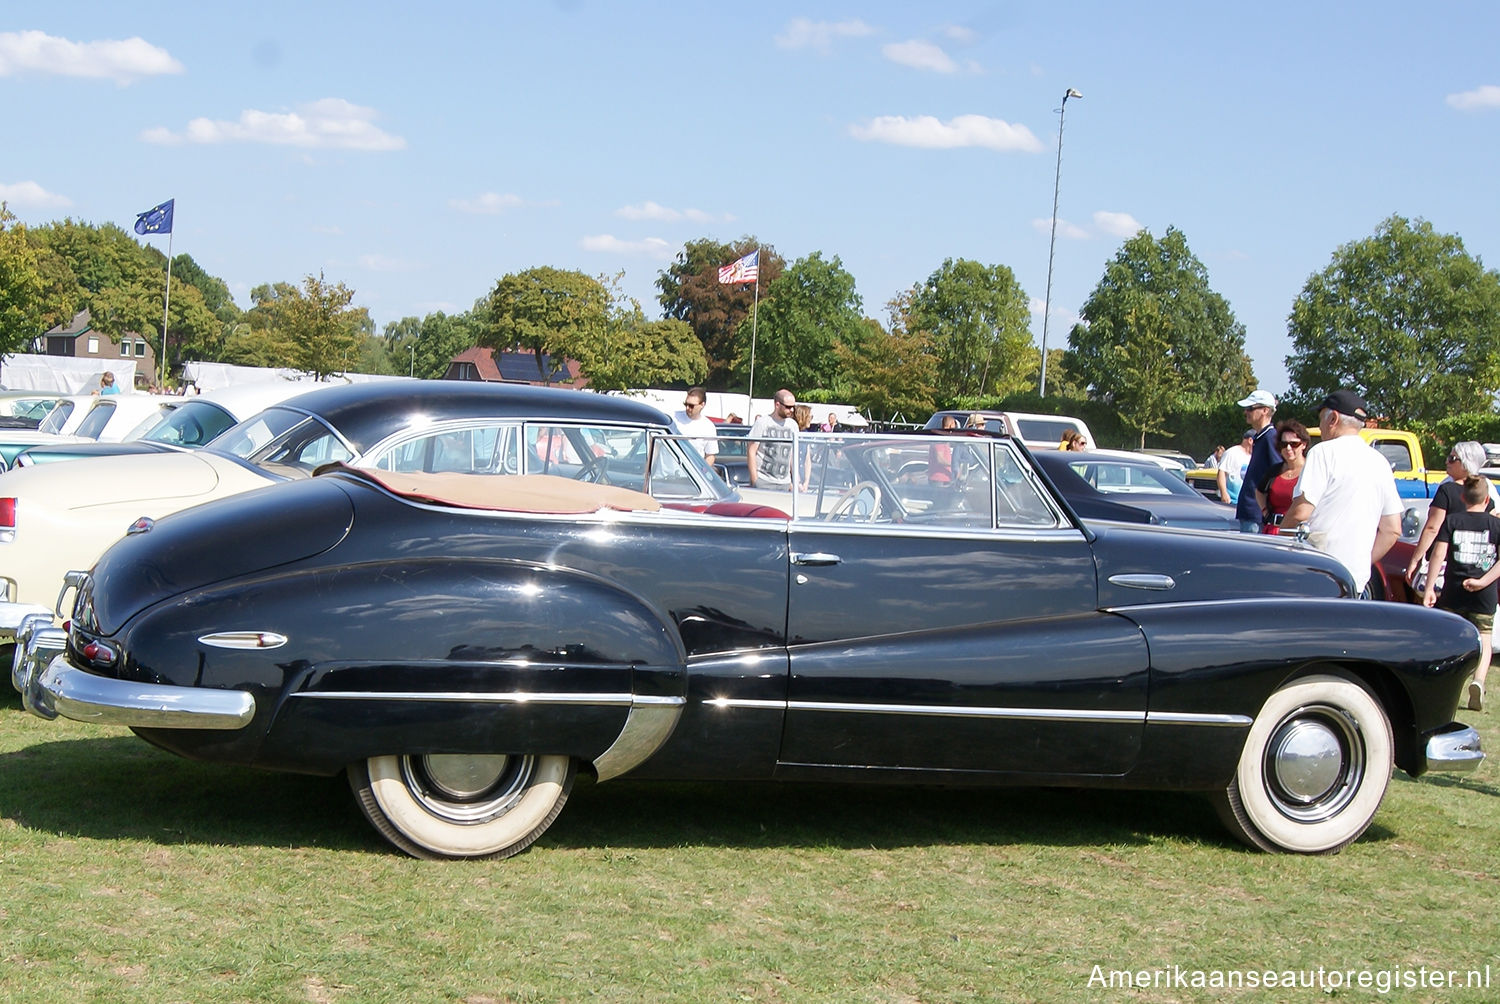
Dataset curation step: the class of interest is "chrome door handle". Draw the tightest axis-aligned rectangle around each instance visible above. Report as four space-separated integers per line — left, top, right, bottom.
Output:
791 552 842 566
1107 573 1175 590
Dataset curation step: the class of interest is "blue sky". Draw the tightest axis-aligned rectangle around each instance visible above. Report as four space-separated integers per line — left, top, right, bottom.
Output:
4 3 1498 394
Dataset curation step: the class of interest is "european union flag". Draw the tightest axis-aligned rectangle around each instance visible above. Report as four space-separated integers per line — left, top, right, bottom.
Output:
134 199 174 235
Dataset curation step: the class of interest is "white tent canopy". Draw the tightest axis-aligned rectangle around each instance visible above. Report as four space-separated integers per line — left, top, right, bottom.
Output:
0 354 140 394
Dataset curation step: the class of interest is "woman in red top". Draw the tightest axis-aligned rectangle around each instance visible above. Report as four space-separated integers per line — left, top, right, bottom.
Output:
1257 419 1310 535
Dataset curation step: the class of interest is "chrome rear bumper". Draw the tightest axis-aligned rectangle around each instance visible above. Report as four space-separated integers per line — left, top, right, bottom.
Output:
1425 723 1484 773
21 652 254 730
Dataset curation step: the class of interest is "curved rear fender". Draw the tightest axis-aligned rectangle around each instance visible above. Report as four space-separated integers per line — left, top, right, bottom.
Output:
1120 597 1478 785
123 557 688 774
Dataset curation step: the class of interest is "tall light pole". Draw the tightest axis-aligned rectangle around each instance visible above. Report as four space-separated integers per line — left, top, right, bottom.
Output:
1040 87 1082 399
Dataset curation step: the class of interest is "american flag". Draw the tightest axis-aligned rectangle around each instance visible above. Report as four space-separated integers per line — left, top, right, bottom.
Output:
717 250 759 285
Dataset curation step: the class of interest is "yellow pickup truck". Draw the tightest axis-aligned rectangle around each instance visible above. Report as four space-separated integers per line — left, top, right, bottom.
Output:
1187 428 1443 501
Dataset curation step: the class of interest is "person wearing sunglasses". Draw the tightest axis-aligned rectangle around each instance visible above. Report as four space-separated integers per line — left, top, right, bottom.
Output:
1404 440 1500 587
1255 419 1310 535
672 386 718 467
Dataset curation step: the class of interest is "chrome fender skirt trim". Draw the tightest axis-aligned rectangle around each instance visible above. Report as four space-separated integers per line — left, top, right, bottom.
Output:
36 655 255 730
592 696 687 782
706 697 1250 728
1425 724 1484 773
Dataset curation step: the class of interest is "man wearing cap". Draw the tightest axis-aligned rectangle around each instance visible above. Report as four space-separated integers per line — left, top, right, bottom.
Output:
1281 390 1403 596
1235 389 1279 533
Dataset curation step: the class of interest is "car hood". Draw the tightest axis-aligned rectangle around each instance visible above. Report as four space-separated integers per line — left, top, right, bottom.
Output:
82 477 355 635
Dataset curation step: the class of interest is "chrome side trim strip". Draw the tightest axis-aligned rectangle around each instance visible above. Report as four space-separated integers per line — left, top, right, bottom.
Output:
37 655 254 730
1145 711 1253 727
707 698 1251 728
290 690 648 706
592 698 687 782
1107 573 1177 591
198 631 289 650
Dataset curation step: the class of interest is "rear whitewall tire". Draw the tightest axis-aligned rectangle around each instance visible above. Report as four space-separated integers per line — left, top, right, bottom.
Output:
1216 673 1392 854
350 753 574 860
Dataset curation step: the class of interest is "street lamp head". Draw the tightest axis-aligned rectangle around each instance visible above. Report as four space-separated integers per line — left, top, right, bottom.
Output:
1065 88 1083 100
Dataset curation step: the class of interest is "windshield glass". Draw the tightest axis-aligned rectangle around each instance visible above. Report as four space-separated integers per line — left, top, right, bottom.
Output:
39 400 77 435
135 400 237 447
1063 459 1201 497
1014 417 1079 443
210 407 317 460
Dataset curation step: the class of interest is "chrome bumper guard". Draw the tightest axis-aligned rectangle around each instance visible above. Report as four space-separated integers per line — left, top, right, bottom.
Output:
1425 723 1484 773
23 653 254 730
0 600 54 647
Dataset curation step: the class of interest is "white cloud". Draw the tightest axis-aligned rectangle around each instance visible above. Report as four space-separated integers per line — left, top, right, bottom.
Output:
942 25 978 44
615 201 729 224
775 18 875 51
579 234 674 258
0 30 182 85
882 40 958 74
141 98 405 150
1093 211 1143 237
1031 297 1080 330
849 114 1043 153
0 179 72 209
1446 84 1500 110
1032 216 1089 240
450 192 524 214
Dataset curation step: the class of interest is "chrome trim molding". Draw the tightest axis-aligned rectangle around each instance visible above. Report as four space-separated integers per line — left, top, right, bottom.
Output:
1425 725 1484 773
707 697 1252 728
13 620 66 713
592 698 687 782
1107 573 1177 591
198 631 289 650
0 600 53 643
35 655 255 730
291 689 641 706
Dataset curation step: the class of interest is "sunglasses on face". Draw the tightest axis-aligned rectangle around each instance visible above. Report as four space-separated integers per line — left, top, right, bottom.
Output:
684 400 701 408
1449 454 1462 463
1280 440 1305 450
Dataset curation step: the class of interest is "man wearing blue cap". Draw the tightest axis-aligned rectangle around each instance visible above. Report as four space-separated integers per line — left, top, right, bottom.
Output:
1234 389 1278 533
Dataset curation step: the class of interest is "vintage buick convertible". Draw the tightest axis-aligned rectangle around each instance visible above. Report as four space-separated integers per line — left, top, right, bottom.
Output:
14 404 1485 860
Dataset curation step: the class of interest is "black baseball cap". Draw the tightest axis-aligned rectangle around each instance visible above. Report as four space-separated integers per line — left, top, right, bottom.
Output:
1320 390 1369 421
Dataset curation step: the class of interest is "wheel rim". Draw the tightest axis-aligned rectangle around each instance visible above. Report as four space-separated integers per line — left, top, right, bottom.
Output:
1262 704 1364 823
398 753 538 825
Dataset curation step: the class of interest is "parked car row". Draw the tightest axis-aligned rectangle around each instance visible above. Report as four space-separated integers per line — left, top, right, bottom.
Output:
5 382 1484 864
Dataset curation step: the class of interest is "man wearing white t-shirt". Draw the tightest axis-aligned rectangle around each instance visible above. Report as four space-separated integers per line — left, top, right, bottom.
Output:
672 386 717 466
747 389 798 489
1281 390 1403 596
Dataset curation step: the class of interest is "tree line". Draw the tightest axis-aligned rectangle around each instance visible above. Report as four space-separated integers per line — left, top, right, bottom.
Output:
4 202 1499 455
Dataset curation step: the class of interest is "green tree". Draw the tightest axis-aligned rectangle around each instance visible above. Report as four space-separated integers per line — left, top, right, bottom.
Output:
0 203 76 354
570 316 708 392
1286 215 1500 425
90 276 219 374
906 258 1035 398
482 267 610 384
167 252 241 327
382 309 485 379
1105 294 1178 447
731 251 862 395
836 302 938 421
1065 227 1254 408
657 238 783 387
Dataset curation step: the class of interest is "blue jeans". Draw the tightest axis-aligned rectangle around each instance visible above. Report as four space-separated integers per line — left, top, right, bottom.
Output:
1238 519 1261 534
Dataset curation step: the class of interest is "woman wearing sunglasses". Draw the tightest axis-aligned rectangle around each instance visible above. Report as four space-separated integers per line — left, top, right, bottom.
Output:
1256 419 1311 535
1404 440 1499 586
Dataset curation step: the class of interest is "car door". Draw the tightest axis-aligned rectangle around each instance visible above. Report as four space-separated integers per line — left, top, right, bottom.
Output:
779 434 1150 777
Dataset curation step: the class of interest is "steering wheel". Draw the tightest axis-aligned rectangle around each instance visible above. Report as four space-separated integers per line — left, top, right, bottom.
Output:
827 480 882 521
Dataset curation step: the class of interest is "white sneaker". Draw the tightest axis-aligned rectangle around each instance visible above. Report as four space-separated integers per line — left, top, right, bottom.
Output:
1469 681 1485 712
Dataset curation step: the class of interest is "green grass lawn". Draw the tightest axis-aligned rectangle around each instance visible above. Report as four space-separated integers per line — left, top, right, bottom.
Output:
2 696 1496 1003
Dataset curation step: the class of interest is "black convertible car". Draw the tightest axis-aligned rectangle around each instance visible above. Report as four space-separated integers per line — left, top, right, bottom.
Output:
15 390 1484 860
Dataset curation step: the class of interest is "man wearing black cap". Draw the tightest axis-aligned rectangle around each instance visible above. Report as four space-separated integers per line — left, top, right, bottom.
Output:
1281 390 1403 596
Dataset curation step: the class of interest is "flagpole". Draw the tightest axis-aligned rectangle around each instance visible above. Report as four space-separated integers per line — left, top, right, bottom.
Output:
746 246 760 406
160 231 173 388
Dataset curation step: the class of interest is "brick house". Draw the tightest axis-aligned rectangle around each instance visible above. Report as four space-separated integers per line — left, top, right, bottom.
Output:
42 310 159 388
443 346 588 388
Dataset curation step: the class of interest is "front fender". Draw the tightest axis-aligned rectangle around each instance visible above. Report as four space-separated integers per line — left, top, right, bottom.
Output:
120 557 687 776
1118 597 1479 785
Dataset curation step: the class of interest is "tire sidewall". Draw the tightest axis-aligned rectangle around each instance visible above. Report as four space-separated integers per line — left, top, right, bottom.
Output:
366 753 572 858
1233 673 1392 854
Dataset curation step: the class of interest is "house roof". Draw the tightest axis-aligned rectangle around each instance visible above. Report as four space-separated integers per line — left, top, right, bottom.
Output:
448 346 585 387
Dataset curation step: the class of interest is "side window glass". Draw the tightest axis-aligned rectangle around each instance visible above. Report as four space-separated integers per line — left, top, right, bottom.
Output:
40 401 74 434
372 424 513 474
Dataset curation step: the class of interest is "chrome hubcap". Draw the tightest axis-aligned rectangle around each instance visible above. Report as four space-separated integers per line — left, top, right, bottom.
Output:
400 753 536 824
1264 705 1363 822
